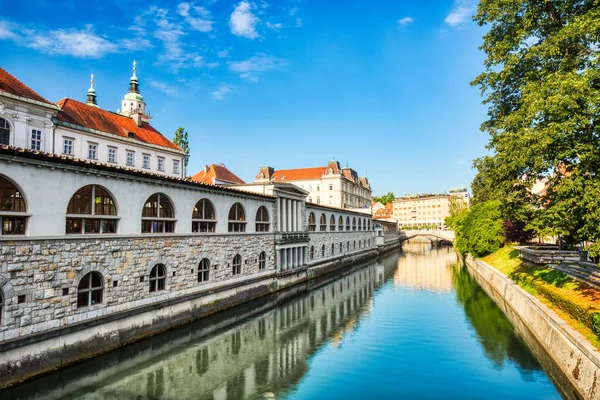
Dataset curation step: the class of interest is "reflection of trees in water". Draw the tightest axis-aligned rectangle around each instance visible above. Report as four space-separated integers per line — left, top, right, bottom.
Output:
452 265 542 377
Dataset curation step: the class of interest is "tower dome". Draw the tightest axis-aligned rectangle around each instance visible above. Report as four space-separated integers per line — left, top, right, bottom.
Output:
119 60 150 125
86 73 98 107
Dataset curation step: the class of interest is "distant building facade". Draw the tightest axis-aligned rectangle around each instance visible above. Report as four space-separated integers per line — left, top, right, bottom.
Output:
392 188 469 230
0 65 186 179
254 160 372 209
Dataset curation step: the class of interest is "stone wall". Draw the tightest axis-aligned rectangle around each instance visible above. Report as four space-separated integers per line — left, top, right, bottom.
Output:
465 255 600 400
0 234 275 342
307 231 374 263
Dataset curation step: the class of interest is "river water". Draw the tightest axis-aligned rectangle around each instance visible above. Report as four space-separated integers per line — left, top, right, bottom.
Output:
3 244 573 400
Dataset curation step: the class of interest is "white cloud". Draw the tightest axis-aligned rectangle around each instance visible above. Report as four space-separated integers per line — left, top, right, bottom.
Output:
444 0 475 27
289 7 298 16
229 1 260 39
397 17 414 27
295 18 303 28
177 2 214 32
266 22 282 31
228 53 286 81
0 20 19 40
218 49 230 58
16 25 119 58
150 80 177 96
212 85 232 100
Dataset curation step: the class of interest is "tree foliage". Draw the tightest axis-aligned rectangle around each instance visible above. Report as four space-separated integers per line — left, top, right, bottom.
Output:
445 196 470 230
454 201 504 257
373 192 395 205
472 0 600 247
173 127 190 171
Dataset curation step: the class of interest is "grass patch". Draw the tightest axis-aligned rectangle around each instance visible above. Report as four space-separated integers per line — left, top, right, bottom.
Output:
482 247 600 348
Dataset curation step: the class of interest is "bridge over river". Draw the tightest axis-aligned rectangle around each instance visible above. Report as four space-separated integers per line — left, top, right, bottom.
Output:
398 230 455 245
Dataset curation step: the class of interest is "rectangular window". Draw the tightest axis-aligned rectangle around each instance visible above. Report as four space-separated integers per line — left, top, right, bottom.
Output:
157 157 165 171
126 150 135 166
329 184 333 191
88 143 98 160
143 154 151 169
108 147 117 163
30 129 42 151
173 160 180 174
63 138 74 155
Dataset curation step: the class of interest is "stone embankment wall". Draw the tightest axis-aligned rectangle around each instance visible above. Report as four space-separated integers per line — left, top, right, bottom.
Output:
0 232 390 389
465 255 600 400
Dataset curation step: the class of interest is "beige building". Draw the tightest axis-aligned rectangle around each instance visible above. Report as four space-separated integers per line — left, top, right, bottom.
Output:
392 188 469 230
254 160 372 209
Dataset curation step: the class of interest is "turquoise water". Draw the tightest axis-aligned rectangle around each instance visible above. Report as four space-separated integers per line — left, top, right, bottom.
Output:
2 244 568 399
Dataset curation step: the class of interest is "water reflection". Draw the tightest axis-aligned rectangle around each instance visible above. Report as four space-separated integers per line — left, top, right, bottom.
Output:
2 247 569 400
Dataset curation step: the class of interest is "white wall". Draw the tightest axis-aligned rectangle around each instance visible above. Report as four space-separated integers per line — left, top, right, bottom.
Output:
0 157 275 237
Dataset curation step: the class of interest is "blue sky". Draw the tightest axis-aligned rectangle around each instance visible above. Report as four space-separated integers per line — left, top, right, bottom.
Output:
0 0 488 196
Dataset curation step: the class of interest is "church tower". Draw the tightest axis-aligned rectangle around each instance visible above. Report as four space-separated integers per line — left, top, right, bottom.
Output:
118 61 151 126
86 74 98 107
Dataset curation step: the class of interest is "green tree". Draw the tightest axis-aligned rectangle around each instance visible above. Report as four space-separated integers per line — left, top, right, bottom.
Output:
373 192 395 205
472 1 600 245
173 127 190 173
454 201 504 257
445 196 470 230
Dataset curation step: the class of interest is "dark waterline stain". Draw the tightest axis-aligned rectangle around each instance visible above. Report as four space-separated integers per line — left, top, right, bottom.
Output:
1 245 571 400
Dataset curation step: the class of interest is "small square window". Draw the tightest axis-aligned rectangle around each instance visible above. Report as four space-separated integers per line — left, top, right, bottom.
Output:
62 288 69 296
113 280 118 287
18 295 26 304
172 271 176 277
139 276 145 283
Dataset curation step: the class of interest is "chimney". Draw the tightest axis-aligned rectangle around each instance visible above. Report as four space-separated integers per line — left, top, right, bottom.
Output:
132 108 142 127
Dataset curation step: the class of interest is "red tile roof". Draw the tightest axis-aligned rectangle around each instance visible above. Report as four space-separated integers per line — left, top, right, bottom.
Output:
270 167 328 181
0 68 54 106
56 98 181 151
191 164 245 185
373 202 393 218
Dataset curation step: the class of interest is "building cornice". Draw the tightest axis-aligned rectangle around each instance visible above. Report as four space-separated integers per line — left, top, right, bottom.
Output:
0 145 275 201
0 91 60 111
305 202 372 217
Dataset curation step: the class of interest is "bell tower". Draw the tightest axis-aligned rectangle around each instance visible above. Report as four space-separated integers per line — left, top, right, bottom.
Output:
86 74 98 107
118 61 151 126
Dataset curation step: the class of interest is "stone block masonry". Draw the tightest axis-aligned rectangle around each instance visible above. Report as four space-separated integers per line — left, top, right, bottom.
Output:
0 234 275 343
465 255 600 400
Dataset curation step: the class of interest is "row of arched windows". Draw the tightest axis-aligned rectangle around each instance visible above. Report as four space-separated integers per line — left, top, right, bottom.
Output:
74 252 269 309
0 177 272 236
308 239 371 260
307 212 372 232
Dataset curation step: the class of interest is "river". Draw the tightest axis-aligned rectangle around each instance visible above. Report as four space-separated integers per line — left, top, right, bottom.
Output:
2 243 573 399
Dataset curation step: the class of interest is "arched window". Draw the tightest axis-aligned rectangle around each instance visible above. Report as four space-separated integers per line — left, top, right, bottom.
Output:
310 245 314 260
319 213 327 231
352 217 357 231
0 176 27 235
192 199 216 233
368 220 371 231
308 212 316 231
321 244 325 257
228 203 246 232
338 216 343 231
330 215 336 231
354 240 356 250
368 238 371 247
339 242 343 253
358 219 362 230
0 117 10 145
259 251 266 270
232 254 242 275
66 185 117 234
198 259 210 283
255 206 270 232
347 241 350 251
346 217 350 231
142 193 175 233
149 264 166 292
77 272 104 308
359 240 361 249
331 243 335 255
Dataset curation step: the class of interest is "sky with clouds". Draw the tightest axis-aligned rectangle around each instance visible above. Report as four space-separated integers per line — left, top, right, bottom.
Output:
0 0 487 196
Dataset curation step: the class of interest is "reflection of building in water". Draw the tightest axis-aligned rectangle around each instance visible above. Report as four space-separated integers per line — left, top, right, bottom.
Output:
394 245 457 292
31 264 384 400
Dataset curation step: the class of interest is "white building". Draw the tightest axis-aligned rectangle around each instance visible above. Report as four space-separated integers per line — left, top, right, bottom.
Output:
254 160 372 209
0 65 186 179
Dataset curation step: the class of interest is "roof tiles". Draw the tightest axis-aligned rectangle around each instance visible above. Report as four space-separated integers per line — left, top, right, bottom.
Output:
0 68 54 106
191 164 246 185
